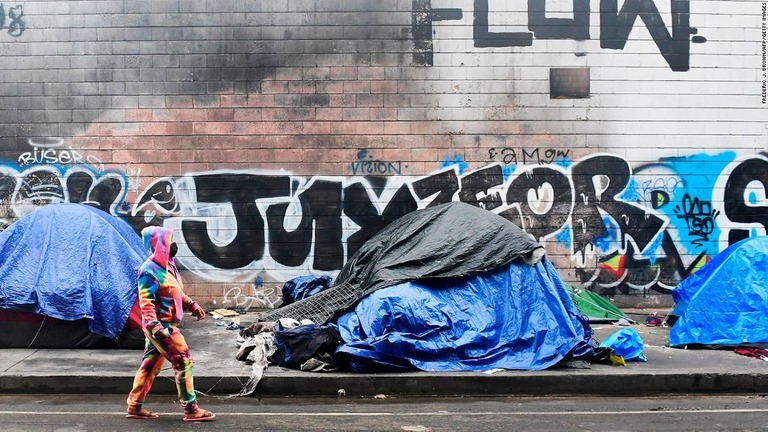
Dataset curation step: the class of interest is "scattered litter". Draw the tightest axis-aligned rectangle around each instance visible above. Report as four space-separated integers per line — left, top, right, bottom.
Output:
374 394 387 399
233 332 277 396
559 359 591 369
482 368 505 375
645 316 663 326
215 320 226 326
609 353 626 366
612 318 632 327
226 322 241 331
337 389 346 398
402 426 431 432
734 347 768 361
599 328 647 362
213 308 240 317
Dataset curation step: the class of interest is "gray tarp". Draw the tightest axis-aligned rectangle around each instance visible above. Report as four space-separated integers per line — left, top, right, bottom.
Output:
259 202 545 324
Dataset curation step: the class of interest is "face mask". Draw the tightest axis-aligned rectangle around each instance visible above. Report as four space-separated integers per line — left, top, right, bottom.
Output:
169 242 178 258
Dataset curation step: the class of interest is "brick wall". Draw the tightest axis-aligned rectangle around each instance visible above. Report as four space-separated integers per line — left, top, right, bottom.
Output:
0 0 765 310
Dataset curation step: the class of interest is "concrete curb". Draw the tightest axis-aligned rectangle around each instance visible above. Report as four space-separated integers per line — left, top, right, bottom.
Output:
3 319 765 398
2 371 767 397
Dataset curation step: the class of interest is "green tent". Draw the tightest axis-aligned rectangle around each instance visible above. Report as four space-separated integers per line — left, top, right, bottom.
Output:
567 284 629 323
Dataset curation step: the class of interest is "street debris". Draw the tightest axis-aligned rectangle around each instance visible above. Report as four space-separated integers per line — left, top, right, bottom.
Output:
232 203 653 394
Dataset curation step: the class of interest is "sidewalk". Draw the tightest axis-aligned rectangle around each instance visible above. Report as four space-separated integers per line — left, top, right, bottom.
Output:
1 311 767 397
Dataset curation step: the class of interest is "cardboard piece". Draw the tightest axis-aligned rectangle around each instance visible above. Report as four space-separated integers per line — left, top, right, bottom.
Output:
212 308 240 317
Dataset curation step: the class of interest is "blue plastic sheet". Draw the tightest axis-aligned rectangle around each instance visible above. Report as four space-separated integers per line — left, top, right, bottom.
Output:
334 258 593 372
0 204 145 339
281 275 333 306
669 236 768 347
599 328 647 362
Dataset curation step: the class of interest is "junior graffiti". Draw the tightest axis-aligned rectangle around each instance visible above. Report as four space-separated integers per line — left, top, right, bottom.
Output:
0 152 765 296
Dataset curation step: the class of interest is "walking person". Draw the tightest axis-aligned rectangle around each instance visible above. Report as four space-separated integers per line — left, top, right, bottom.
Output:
126 226 216 422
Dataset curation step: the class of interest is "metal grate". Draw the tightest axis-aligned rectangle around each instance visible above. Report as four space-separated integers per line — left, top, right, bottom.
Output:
256 282 361 324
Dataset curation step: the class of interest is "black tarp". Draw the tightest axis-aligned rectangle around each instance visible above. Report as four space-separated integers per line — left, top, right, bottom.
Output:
334 201 544 298
259 202 545 324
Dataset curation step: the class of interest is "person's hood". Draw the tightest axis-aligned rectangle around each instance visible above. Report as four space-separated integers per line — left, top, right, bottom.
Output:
141 226 173 269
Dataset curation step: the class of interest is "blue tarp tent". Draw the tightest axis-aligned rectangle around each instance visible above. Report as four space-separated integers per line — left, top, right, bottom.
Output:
334 257 593 372
264 203 595 372
669 236 768 347
0 203 145 341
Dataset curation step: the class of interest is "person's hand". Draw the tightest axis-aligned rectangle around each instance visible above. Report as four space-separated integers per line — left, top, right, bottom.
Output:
154 327 172 341
191 303 206 321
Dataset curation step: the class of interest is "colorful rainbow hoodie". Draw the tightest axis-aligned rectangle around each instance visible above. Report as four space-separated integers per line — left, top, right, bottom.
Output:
138 226 196 336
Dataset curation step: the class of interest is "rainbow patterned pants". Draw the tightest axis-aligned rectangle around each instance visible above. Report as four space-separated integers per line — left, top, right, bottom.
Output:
127 324 198 413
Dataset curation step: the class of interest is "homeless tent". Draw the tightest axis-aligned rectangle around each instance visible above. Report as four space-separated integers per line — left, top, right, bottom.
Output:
669 236 768 347
566 284 630 323
0 203 146 348
260 202 595 372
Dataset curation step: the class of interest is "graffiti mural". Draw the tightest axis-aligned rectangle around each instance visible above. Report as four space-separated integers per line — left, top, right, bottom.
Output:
350 149 404 176
412 0 706 71
1 148 766 300
0 4 25 37
221 284 281 310
0 164 126 227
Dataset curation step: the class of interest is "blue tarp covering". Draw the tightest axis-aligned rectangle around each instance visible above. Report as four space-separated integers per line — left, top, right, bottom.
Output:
0 203 145 339
670 236 768 347
599 328 647 361
334 258 593 372
281 275 333 306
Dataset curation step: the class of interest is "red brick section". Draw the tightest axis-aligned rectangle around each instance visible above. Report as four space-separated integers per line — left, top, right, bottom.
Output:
68 79 360 171
73 74 552 181
72 67 546 304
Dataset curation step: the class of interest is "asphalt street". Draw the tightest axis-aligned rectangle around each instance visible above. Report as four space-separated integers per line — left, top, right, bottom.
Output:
1 394 767 432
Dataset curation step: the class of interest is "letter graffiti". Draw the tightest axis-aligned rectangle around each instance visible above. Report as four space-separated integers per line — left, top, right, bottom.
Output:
17 138 86 167
412 0 464 66
180 174 292 270
1 152 766 298
0 4 25 37
136 154 679 292
716 157 768 244
349 149 403 176
0 165 126 219
221 285 280 310
488 147 571 166
412 0 704 71
673 194 719 248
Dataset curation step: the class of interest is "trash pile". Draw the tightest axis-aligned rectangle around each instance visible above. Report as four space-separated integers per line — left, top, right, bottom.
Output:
233 202 646 393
